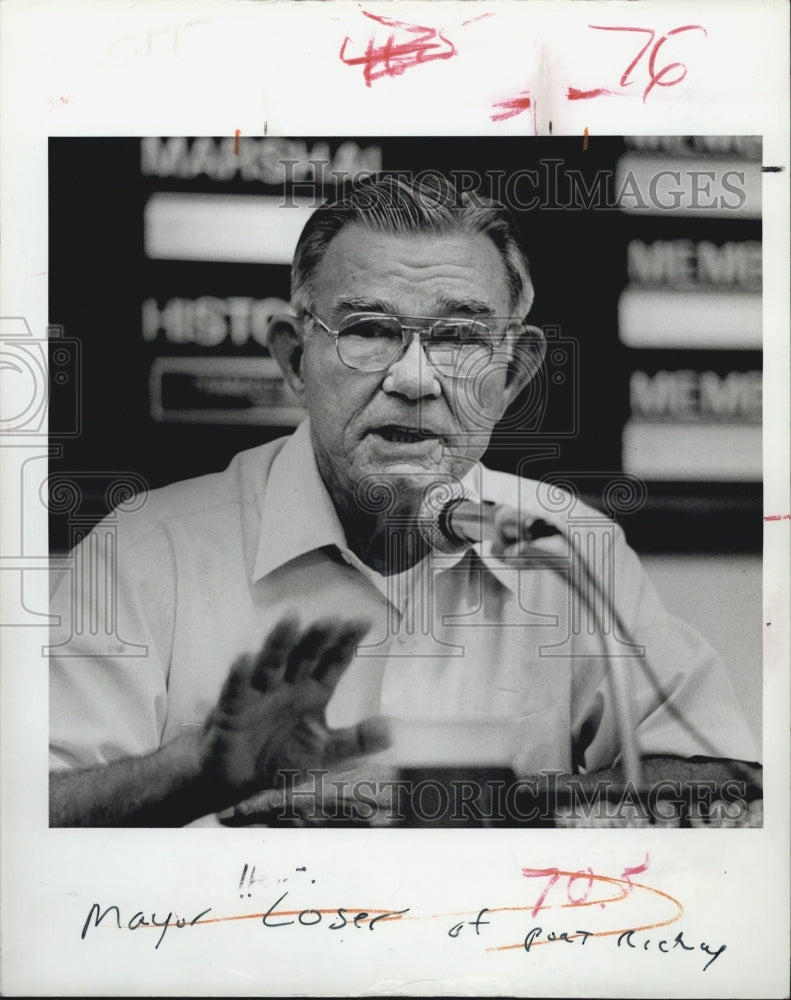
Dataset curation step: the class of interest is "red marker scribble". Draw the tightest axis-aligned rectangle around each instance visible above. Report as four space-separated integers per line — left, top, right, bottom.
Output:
488 861 682 953
339 9 457 86
234 129 241 155
460 12 495 27
619 853 650 891
49 96 73 112
764 514 791 521
568 23 707 104
568 86 621 101
490 91 531 122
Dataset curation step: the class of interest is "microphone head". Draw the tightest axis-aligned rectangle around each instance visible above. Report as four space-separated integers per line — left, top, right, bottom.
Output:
417 481 472 554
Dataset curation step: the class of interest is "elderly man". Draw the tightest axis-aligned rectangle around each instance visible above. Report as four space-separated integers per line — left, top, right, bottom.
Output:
49 174 760 827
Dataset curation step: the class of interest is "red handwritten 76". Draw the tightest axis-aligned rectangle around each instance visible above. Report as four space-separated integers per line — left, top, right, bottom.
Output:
568 24 707 103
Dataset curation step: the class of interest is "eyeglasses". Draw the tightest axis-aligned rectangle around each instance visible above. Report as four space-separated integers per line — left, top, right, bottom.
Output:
304 310 531 379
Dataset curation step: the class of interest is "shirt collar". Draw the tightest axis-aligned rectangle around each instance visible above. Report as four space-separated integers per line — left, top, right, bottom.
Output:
252 419 519 593
253 420 348 582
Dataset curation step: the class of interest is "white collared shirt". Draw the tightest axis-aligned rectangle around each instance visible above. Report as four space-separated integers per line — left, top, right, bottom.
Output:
49 420 759 777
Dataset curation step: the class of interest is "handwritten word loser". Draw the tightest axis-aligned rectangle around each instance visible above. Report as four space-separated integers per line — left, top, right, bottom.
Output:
260 892 409 932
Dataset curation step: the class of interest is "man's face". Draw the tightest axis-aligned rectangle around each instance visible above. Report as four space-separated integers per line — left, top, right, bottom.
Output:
297 224 526 511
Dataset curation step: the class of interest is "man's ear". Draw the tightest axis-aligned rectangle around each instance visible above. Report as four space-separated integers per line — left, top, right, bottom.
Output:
268 314 306 400
501 324 547 409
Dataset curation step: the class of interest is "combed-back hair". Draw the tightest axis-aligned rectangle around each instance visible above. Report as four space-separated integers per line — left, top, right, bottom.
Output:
291 172 534 318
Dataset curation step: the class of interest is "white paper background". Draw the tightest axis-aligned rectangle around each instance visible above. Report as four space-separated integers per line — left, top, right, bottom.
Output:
1 1 789 996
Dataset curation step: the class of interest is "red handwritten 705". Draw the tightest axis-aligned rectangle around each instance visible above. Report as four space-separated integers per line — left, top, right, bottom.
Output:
523 853 650 917
569 24 707 103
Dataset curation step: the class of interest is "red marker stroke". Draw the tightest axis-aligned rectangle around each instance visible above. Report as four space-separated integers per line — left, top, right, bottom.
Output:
339 9 457 86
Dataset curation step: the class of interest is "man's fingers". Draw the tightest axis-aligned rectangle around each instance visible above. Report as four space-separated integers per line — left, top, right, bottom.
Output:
323 716 392 765
247 615 369 695
313 618 371 688
250 614 301 692
283 618 345 684
216 652 257 712
218 787 286 824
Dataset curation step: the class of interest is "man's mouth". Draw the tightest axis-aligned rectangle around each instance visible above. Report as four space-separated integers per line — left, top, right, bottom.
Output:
374 425 439 444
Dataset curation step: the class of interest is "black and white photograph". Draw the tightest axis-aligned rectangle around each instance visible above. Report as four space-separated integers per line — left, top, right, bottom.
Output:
1 2 788 997
47 136 764 831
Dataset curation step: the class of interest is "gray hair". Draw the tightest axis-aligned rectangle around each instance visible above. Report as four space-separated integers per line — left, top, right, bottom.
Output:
291 173 534 319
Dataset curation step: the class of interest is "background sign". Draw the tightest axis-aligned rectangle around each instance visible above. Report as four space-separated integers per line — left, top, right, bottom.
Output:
49 135 761 554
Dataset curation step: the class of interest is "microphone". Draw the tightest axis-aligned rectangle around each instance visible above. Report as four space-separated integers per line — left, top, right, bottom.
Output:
418 491 560 554
418 486 643 789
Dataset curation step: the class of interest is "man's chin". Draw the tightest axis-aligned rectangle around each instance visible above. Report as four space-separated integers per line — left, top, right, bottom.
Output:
354 458 475 508
341 439 478 515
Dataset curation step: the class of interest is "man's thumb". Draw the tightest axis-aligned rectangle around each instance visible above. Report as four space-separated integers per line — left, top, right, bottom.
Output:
324 716 392 763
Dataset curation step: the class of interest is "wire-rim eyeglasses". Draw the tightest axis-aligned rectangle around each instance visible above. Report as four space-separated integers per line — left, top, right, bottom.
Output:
303 309 542 379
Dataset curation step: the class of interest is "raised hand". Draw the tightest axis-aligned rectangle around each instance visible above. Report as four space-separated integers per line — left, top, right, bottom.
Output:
198 615 391 807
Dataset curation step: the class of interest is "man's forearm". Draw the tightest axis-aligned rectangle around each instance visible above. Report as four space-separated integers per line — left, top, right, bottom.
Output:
561 756 761 792
535 755 763 806
49 731 220 827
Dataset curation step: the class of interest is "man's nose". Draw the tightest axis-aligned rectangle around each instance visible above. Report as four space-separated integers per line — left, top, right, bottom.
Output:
382 335 441 400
